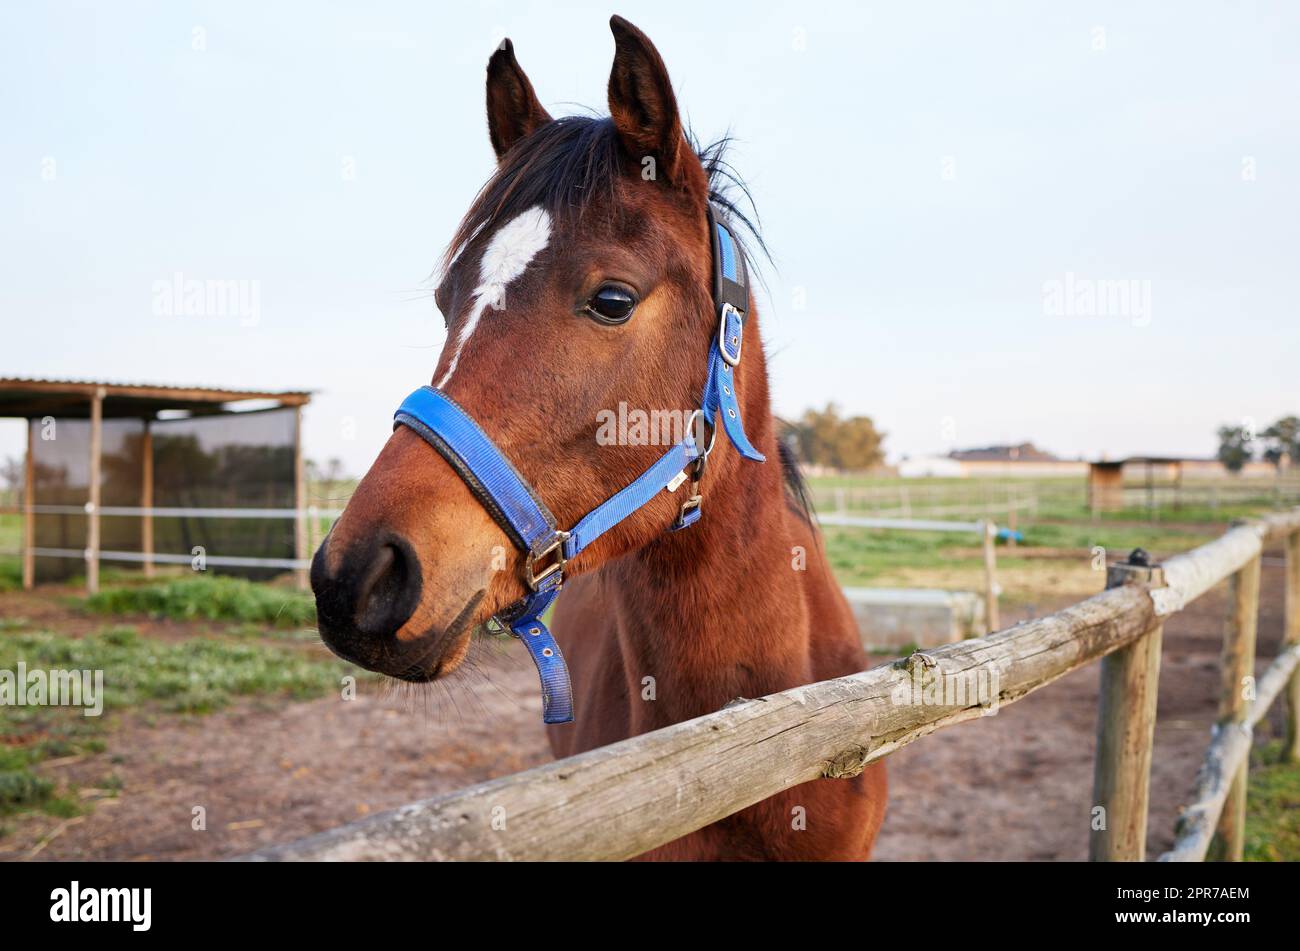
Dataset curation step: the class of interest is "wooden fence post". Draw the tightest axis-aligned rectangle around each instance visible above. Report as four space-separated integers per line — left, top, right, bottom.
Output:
1283 530 1300 763
1090 548 1164 861
1210 550 1261 861
981 520 999 633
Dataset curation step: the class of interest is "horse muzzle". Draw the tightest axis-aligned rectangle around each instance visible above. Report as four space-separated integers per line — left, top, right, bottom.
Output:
311 529 481 681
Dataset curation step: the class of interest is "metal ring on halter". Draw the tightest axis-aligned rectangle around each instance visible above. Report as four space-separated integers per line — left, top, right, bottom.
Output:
683 408 717 481
684 408 717 461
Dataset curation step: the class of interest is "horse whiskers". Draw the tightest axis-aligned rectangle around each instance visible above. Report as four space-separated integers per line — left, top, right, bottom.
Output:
447 657 502 719
381 642 500 728
429 634 552 720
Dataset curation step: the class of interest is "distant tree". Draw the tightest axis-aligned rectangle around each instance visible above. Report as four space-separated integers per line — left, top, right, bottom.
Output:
794 405 838 468
305 457 348 486
1216 425 1254 474
794 404 885 471
1262 416 1300 470
0 456 21 494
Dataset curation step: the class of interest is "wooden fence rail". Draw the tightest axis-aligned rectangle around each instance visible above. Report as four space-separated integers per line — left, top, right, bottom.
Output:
243 508 1300 863
1158 644 1300 862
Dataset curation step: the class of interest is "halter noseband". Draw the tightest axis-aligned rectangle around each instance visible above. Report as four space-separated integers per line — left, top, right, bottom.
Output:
393 203 764 723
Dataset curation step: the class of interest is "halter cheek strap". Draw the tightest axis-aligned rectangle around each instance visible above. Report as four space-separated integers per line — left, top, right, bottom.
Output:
392 203 763 724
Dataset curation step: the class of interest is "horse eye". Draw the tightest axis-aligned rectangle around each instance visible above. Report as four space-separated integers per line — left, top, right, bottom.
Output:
584 284 636 324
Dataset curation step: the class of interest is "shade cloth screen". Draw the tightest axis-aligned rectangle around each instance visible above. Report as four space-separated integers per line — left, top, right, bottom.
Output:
32 407 297 582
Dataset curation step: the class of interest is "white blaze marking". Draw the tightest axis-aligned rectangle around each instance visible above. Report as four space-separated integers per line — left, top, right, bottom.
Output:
436 206 551 387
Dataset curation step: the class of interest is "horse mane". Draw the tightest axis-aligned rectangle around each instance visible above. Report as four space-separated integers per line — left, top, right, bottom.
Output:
778 440 817 527
441 115 810 524
442 116 768 274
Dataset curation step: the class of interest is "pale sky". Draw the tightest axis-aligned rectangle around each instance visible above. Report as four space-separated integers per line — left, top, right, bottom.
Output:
3 1 1298 474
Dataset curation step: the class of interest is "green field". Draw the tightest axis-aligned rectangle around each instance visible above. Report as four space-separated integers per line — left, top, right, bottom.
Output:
806 473 1294 599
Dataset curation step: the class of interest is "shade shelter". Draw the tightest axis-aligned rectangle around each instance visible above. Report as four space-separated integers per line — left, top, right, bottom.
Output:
0 377 312 593
1087 460 1125 513
1088 456 1189 514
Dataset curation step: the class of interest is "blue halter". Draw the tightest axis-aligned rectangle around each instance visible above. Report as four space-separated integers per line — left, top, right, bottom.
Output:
393 204 764 723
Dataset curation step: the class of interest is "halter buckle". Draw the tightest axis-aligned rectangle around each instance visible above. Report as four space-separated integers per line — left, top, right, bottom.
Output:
525 531 570 592
718 303 744 367
674 492 702 530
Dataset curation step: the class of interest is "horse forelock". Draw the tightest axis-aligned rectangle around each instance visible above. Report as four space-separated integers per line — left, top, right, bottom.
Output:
438 117 766 281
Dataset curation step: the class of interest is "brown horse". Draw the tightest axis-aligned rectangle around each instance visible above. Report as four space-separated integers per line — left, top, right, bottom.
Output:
311 15 886 861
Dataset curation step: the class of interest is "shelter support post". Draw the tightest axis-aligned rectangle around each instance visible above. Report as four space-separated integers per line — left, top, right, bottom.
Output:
294 405 308 591
141 420 154 579
86 387 104 595
22 419 35 590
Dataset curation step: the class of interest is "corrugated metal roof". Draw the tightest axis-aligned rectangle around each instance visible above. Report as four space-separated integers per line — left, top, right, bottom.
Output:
0 376 310 397
0 377 312 418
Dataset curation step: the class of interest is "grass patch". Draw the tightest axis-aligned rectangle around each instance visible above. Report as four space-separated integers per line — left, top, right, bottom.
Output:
1244 742 1300 861
0 623 357 820
84 576 316 628
0 556 20 593
0 710 100 820
821 527 964 586
1017 521 1217 554
0 769 54 812
224 620 319 642
1 624 349 714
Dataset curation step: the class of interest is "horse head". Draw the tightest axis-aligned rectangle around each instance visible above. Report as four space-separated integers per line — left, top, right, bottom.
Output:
312 17 763 684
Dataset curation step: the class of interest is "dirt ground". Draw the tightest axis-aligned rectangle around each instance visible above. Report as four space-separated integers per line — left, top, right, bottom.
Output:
0 554 1292 862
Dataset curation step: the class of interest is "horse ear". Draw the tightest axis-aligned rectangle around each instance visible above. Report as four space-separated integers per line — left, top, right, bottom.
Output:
485 39 552 160
607 16 689 183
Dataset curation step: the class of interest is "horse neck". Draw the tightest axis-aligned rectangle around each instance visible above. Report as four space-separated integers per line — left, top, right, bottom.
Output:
606 315 815 730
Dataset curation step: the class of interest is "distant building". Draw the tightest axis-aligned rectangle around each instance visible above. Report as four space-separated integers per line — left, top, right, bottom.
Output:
893 442 1288 482
948 442 1060 463
896 455 965 478
899 442 1087 478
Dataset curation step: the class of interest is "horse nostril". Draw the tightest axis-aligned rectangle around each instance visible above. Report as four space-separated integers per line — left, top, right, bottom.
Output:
353 539 420 636
311 533 423 663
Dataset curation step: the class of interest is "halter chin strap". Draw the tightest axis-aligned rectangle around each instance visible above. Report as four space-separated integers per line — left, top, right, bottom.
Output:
392 203 764 724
